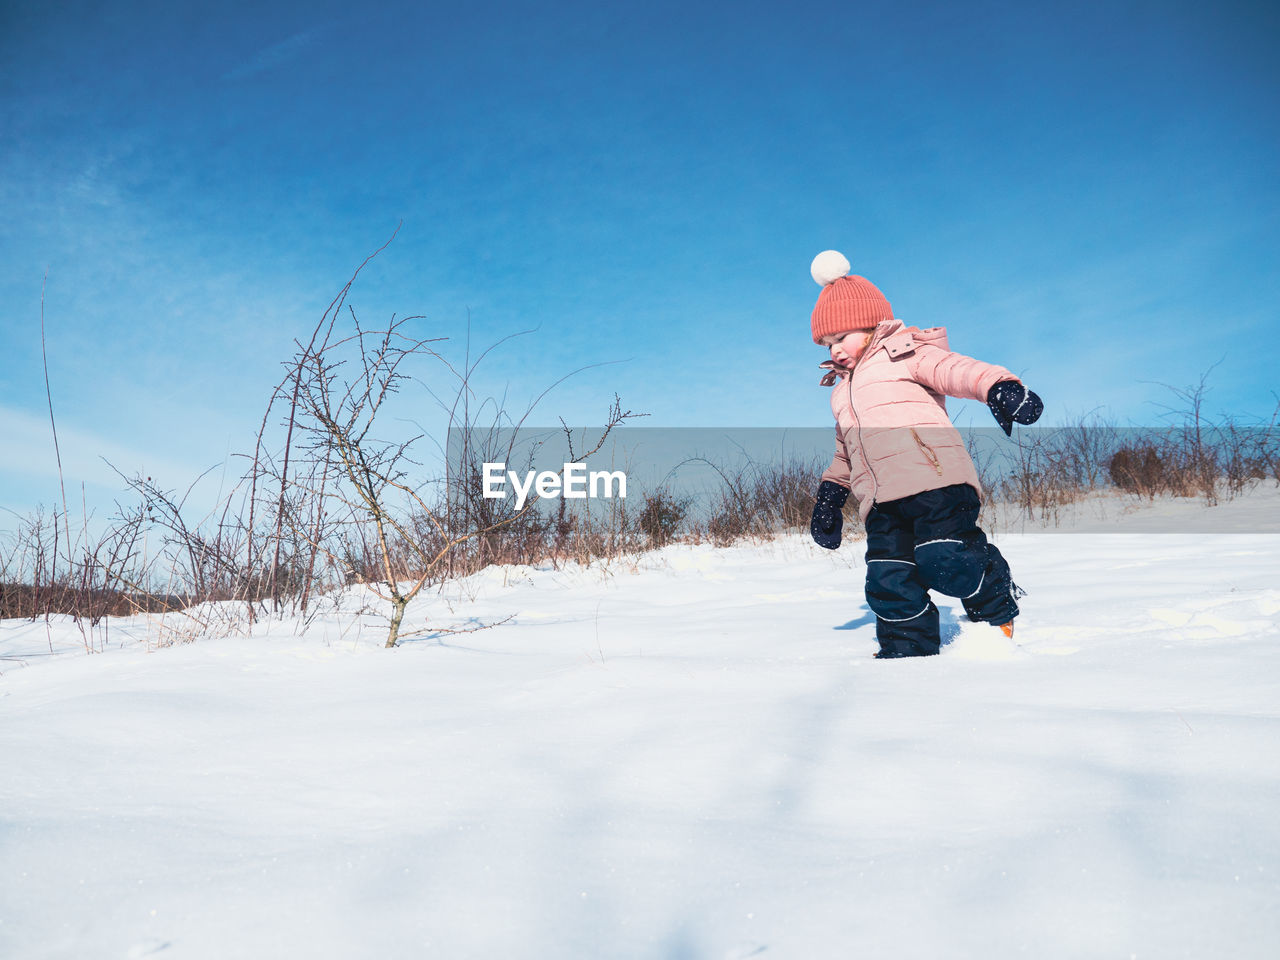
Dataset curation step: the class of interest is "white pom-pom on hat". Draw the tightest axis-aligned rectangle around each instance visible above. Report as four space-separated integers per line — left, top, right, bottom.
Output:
809 254 892 343
810 250 851 286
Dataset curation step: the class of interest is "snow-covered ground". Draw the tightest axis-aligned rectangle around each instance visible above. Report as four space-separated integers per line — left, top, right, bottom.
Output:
3 494 1279 959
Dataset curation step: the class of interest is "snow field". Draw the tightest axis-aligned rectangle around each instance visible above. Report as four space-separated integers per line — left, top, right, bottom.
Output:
2 525 1279 959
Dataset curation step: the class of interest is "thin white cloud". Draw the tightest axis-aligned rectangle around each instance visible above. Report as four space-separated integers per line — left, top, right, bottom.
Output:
0 403 226 505
222 28 320 82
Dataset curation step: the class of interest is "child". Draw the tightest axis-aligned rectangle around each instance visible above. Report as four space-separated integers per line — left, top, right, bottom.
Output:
805 250 1043 658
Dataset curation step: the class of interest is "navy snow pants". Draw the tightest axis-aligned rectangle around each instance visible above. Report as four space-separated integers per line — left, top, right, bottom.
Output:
864 484 1019 658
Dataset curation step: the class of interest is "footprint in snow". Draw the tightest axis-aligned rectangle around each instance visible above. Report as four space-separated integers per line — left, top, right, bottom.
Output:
127 940 171 959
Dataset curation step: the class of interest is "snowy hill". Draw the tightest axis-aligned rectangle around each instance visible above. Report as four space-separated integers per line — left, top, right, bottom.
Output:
3 498 1279 958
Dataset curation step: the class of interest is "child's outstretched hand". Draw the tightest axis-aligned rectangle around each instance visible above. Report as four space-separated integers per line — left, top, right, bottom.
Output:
987 380 1044 436
810 480 850 549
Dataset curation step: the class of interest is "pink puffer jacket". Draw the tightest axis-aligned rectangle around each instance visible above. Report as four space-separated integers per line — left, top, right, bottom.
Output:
819 319 1017 521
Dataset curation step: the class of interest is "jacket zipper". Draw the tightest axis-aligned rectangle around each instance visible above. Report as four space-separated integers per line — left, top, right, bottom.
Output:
845 335 880 504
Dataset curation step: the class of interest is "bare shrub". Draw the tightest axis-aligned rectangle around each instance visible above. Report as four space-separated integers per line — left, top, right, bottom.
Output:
1216 405 1280 495
1109 444 1166 498
1051 411 1121 490
0 496 166 641
991 428 1093 525
695 454 834 546
269 285 641 645
639 488 689 547
1147 370 1222 503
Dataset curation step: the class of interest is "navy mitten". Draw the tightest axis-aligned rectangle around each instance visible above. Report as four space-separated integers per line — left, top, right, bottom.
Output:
987 380 1044 436
810 480 850 549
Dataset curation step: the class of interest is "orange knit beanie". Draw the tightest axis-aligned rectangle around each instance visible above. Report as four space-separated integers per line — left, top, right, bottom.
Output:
809 250 893 344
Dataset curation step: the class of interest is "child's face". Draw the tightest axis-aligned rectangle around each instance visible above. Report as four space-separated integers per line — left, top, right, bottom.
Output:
824 331 872 368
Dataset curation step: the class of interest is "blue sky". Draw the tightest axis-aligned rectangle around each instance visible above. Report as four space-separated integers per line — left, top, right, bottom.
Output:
2 0 1277 522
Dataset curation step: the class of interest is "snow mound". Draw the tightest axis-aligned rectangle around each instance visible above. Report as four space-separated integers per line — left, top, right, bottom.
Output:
942 620 1027 660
